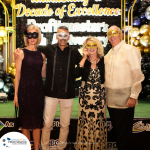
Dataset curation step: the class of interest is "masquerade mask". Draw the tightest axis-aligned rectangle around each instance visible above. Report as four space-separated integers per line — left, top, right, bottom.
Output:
85 42 97 49
27 32 38 39
107 30 120 37
56 31 70 39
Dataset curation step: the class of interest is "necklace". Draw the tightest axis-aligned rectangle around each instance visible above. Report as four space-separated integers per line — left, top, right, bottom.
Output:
90 58 97 64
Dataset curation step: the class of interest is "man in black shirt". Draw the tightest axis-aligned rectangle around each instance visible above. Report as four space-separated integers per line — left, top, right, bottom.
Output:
39 26 82 150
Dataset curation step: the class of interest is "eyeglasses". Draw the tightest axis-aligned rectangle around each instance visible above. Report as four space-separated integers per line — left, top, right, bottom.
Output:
85 42 97 49
27 32 38 39
107 30 120 37
56 31 70 39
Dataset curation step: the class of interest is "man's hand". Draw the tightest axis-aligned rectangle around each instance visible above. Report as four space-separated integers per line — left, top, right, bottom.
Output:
126 97 136 108
14 48 21 60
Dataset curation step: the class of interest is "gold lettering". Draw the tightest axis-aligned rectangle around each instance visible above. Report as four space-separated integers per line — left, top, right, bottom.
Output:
98 8 103 16
110 8 115 16
30 9 35 16
68 3 75 17
104 8 110 15
92 4 95 15
25 8 30 16
115 8 121 16
16 4 26 17
87 7 92 15
59 5 66 19
35 9 41 16
55 8 60 16
83 0 88 6
81 7 87 15
48 9 53 15
43 4 49 15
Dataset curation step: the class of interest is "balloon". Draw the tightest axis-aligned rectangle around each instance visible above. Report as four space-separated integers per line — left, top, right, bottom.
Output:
143 84 150 95
144 48 150 54
145 6 150 20
142 69 149 77
140 13 145 20
143 63 149 70
133 16 141 26
7 67 12 74
5 76 12 84
134 40 140 46
129 37 136 45
139 90 148 99
12 78 15 84
146 57 150 62
129 27 140 37
11 63 15 69
4 0 12 4
138 8 144 14
3 83 14 99
0 78 4 90
136 35 141 40
0 26 7 37
140 25 150 35
0 70 5 80
140 35 150 47
0 37 4 45
140 1 148 12
11 68 16 78
126 0 131 5
3 37 7 43
140 17 148 25
5 73 11 78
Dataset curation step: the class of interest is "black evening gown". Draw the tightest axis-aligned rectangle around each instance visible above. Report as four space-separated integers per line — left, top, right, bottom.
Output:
18 48 45 129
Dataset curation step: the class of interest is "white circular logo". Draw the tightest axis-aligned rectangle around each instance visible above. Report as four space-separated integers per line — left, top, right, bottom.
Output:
0 132 31 150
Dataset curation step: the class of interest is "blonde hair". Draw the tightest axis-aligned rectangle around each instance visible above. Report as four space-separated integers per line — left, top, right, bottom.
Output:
24 24 41 46
81 36 104 58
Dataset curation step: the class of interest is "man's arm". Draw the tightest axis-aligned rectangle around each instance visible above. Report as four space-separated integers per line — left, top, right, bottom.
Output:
126 46 144 107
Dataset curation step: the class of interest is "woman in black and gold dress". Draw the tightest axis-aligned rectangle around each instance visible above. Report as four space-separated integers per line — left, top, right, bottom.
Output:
74 37 107 150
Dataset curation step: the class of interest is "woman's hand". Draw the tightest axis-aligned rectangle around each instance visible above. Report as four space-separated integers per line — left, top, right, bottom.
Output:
83 49 89 59
13 97 19 107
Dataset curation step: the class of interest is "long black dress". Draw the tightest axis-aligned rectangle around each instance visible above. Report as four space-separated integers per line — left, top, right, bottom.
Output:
18 48 45 129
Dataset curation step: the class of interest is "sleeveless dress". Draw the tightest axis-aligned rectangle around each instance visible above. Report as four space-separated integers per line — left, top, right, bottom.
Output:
76 68 107 150
18 48 45 129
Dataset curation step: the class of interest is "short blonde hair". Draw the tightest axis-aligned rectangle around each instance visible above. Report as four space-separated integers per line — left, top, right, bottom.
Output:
81 36 104 58
24 24 41 46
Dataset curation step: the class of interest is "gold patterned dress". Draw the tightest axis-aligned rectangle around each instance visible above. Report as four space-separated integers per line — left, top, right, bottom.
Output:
76 68 107 150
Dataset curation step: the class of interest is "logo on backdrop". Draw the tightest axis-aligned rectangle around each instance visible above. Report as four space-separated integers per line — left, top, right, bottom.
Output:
107 142 117 150
0 132 31 150
107 121 113 131
132 121 150 133
49 139 59 150
0 121 14 131
0 121 5 131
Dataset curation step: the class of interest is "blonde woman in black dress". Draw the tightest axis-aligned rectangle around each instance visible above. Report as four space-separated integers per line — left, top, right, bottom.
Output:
74 37 107 150
13 24 46 150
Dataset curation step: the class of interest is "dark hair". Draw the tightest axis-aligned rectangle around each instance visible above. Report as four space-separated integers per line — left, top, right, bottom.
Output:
58 26 69 31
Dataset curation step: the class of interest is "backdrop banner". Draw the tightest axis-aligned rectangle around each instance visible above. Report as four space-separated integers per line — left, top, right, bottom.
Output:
0 118 150 150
